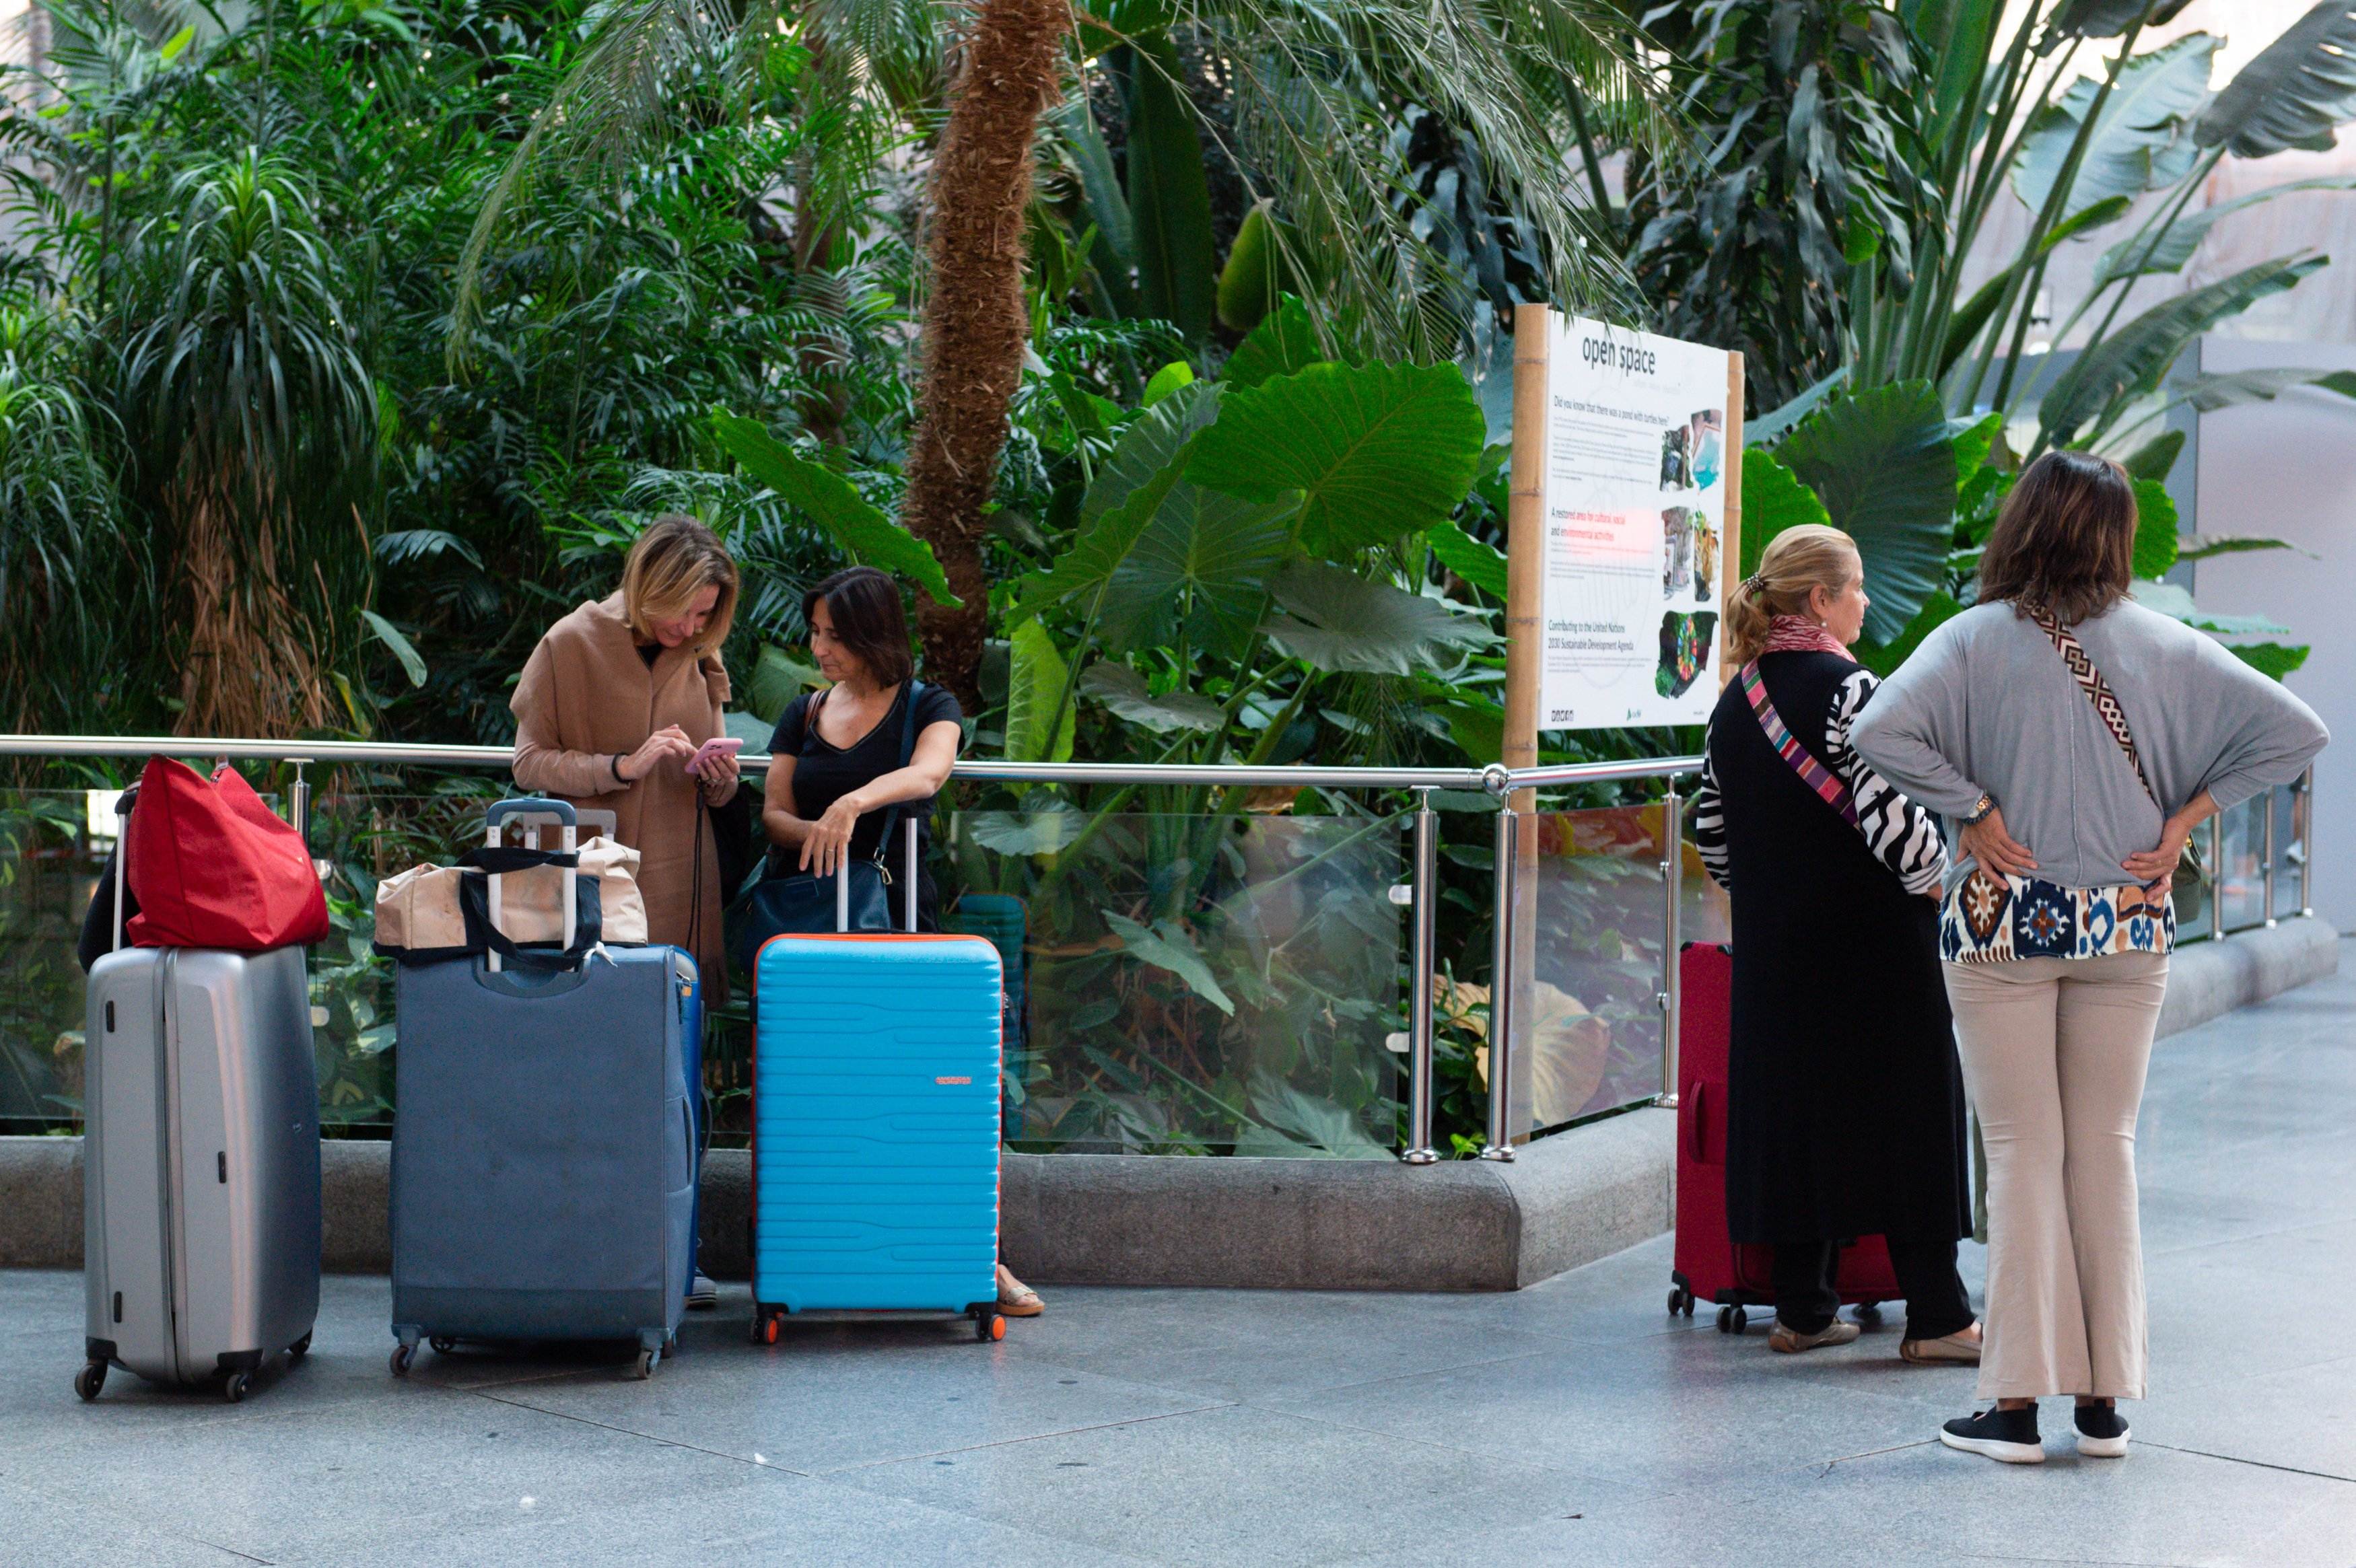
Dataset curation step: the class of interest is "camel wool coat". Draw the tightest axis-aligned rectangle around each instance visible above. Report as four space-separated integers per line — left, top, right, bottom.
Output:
510 592 732 1003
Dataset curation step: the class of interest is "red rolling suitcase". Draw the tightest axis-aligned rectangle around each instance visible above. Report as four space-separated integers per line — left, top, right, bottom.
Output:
1668 943 1897 1334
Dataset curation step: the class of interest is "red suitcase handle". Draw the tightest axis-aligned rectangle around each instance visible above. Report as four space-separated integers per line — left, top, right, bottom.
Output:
1686 1079 1706 1164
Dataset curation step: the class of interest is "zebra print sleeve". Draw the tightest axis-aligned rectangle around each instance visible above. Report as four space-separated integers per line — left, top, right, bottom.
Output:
1691 724 1731 893
1826 668 1949 896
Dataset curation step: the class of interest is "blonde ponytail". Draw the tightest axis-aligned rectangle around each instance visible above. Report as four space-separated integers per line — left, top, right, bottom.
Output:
1723 524 1861 666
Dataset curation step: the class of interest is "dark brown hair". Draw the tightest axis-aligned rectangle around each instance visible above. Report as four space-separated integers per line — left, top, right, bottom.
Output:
1977 450 2137 625
803 566 915 686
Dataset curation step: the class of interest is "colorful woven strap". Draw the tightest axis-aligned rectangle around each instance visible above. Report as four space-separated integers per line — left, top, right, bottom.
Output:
1739 660 1858 825
2025 606 2159 808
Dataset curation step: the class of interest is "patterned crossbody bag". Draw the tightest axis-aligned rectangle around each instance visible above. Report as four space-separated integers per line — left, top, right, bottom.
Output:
1940 608 2175 964
1738 659 1859 826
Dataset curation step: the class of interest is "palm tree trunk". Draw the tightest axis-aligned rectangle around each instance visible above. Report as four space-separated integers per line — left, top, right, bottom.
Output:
899 0 1068 710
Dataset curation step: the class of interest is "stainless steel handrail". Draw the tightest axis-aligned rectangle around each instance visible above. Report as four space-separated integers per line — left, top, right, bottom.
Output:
0 734 1699 793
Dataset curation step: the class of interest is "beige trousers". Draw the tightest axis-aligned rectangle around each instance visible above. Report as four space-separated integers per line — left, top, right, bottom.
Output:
1944 952 2170 1400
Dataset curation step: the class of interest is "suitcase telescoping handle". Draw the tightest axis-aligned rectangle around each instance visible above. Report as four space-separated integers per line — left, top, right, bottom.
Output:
825 814 922 933
484 797 577 972
112 793 131 954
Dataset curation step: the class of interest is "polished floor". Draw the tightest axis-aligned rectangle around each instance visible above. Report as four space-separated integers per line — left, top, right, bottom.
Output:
6 960 2355 1566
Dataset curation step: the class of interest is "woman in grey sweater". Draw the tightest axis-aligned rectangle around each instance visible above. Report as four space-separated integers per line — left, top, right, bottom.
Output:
1851 452 2326 1466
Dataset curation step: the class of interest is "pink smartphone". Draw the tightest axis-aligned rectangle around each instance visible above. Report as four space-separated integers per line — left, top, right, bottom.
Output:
685 736 744 775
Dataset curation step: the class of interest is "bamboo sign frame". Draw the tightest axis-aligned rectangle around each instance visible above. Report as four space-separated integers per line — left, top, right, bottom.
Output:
1503 304 1743 777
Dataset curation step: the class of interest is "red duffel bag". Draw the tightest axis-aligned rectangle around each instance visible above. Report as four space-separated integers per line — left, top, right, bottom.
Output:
125 756 329 950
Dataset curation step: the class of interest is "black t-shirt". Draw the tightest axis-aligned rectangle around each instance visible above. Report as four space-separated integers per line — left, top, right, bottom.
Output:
767 682 962 863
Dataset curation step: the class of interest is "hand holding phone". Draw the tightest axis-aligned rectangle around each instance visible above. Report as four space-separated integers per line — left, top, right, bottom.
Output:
685 736 744 777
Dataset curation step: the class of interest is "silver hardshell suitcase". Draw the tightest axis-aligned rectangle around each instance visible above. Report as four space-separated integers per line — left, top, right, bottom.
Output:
79 799 322 1403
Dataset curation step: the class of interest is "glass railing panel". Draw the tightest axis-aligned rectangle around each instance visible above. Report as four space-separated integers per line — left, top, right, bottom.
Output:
2271 781 2307 923
1510 804 1669 1139
1679 810 1731 952
0 790 107 1131
2217 794 2266 935
942 810 1404 1157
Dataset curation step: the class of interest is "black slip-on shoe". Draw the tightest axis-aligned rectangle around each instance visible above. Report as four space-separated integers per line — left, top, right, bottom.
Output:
2074 1403 2130 1458
1940 1406 2044 1464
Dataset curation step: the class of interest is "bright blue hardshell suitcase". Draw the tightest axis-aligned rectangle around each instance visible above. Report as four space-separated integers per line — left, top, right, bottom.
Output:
388 800 697 1380
751 932 1004 1344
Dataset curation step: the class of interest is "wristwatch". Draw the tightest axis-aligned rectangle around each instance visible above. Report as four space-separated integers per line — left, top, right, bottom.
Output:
1961 793 1997 827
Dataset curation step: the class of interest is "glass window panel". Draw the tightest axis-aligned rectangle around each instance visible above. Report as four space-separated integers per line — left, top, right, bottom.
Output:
944 812 1403 1157
1508 804 1669 1139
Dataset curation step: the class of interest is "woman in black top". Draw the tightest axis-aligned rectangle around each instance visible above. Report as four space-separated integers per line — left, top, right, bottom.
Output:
763 568 962 927
758 565 1043 1316
1690 524 1977 1362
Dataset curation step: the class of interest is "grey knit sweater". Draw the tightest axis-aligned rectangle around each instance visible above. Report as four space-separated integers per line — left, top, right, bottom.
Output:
1849 600 2328 893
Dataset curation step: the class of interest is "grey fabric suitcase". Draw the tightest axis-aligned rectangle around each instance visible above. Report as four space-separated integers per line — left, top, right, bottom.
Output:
388 799 694 1381
80 900 322 1402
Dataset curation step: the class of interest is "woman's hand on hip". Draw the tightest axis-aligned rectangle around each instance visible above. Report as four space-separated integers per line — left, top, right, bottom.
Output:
617 725 694 783
2122 816 2194 886
1960 808 2036 878
799 795 864 877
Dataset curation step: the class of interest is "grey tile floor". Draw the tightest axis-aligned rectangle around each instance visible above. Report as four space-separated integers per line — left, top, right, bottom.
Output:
7 961 2356 1566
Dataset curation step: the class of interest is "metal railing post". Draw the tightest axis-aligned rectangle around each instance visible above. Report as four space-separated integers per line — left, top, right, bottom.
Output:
2263 788 2279 929
1401 790 1439 1164
2300 765 2314 919
1657 788 1683 1109
287 758 312 846
2210 812 2227 939
1480 806 1518 1162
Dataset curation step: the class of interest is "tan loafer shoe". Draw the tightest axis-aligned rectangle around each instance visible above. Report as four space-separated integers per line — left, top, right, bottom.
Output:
1901 1324 1984 1364
1769 1319 1861 1353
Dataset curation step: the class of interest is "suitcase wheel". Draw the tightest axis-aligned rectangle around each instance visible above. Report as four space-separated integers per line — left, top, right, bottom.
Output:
1667 1286 1695 1318
288 1332 312 1360
1853 1303 1883 1326
759 1312 782 1347
429 1337 456 1356
389 1343 415 1378
1716 1305 1749 1335
633 1347 658 1381
73 1363 105 1402
223 1373 251 1404
976 1312 1006 1344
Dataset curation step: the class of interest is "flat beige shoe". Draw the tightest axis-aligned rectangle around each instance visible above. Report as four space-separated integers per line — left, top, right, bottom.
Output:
1769 1319 1861 1354
1901 1324 1984 1364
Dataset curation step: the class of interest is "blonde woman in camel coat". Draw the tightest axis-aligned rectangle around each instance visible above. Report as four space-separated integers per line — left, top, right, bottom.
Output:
510 514 741 1005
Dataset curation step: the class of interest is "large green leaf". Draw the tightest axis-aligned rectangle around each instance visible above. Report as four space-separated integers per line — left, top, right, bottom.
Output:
2228 642 2312 680
2193 0 2356 159
1104 912 1234 1015
1054 99 1139 320
360 610 426 688
2013 34 2216 221
746 643 821 724
1222 293 1332 390
1079 663 1224 732
1427 520 1508 598
1005 618 1076 763
1083 380 1221 527
1745 366 1848 448
2095 178 2356 286
2130 578 2291 636
1124 37 1217 344
2176 366 2356 413
1261 559 1496 675
1097 483 1299 660
2178 533 2308 561
1854 591 1964 678
1188 360 1486 554
2131 476 2180 578
1912 0 2003 159
1216 201 1285 332
711 413 958 605
2050 0 2188 37
2038 256 2327 442
1775 382 1955 641
1737 447 1834 577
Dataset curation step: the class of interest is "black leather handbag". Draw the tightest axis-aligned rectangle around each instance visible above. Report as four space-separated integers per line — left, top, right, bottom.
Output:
730 682 922 971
